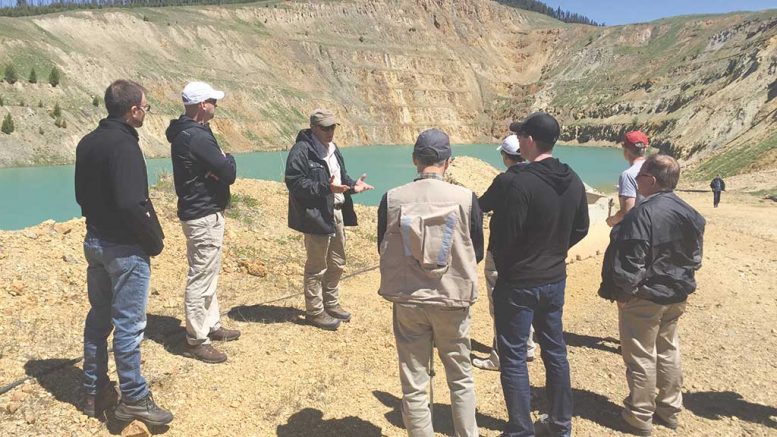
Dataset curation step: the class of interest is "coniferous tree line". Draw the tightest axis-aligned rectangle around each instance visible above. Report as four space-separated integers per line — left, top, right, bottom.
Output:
2 0 603 25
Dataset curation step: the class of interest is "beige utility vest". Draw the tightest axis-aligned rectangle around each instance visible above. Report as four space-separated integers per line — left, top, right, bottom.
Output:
378 178 478 307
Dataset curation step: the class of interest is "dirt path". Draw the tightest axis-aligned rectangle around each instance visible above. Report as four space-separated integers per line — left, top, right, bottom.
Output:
1 184 775 436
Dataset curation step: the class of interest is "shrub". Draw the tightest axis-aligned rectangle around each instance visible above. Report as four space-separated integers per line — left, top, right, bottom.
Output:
92 96 100 107
48 66 60 87
28 67 37 84
1 113 14 134
4 64 18 84
51 102 61 118
38 126 44 135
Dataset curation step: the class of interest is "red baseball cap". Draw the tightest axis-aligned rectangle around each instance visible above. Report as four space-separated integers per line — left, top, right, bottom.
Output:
623 130 649 149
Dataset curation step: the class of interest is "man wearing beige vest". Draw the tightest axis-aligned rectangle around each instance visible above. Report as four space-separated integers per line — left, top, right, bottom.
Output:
378 128 484 437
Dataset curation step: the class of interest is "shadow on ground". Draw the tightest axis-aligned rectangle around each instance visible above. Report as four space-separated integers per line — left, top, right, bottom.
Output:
145 314 187 356
276 407 382 436
24 358 168 434
564 332 620 354
228 304 304 324
685 391 777 429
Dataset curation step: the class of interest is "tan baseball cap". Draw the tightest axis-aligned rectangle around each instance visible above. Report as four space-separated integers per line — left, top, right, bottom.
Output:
310 108 338 127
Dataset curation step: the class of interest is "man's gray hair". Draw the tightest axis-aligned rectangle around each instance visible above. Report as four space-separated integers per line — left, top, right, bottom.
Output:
642 154 680 190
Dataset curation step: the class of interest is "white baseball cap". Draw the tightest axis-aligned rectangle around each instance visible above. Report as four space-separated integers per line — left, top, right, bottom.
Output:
181 81 225 105
497 134 521 156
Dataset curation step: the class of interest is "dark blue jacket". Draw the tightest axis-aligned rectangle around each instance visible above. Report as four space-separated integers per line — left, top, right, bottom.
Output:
166 116 236 221
285 129 357 234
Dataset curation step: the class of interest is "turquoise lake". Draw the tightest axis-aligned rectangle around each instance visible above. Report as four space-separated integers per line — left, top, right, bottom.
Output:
0 144 623 230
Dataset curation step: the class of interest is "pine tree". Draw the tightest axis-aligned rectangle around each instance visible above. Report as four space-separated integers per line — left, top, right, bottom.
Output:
0 96 4 106
28 67 37 84
48 66 60 87
4 64 18 84
92 96 100 107
1 113 14 134
51 102 61 119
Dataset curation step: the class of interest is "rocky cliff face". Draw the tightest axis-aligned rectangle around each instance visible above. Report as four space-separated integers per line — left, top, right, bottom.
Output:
0 1 775 177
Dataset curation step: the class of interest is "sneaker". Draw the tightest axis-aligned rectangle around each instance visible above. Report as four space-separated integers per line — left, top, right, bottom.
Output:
208 327 241 342
325 305 352 322
81 381 118 418
306 312 341 331
114 392 174 426
472 357 500 371
653 413 678 430
183 343 228 364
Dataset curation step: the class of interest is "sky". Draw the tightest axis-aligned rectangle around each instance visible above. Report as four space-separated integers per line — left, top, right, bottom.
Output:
1 0 776 23
543 0 777 26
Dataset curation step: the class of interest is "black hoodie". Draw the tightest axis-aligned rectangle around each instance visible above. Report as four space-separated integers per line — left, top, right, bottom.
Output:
166 115 236 221
488 157 589 287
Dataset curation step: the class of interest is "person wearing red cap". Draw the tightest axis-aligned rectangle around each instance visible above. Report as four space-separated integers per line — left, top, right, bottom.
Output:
607 130 650 227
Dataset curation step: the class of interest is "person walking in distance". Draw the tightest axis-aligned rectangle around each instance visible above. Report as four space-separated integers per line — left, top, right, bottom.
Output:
473 134 536 371
599 155 705 435
710 174 725 207
607 130 649 227
167 81 240 364
75 80 173 425
378 128 484 437
285 108 374 330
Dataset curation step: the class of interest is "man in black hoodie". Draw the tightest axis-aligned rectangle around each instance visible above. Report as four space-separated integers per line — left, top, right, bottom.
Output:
167 81 239 364
76 80 172 425
285 108 373 330
491 112 589 437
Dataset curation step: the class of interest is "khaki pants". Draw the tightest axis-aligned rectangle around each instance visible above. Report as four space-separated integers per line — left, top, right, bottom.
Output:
393 303 478 437
619 298 686 427
181 212 225 346
484 251 535 364
303 209 346 316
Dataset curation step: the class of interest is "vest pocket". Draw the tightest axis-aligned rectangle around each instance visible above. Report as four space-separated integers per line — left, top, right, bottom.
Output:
399 203 460 279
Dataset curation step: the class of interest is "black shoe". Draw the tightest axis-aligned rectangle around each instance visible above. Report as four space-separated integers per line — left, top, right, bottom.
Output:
653 413 678 430
81 381 118 418
114 392 174 426
306 312 341 331
325 305 352 322
619 411 652 436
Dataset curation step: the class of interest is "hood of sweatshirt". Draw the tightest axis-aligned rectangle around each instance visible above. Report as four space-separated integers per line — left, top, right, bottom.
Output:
165 115 207 143
520 157 577 195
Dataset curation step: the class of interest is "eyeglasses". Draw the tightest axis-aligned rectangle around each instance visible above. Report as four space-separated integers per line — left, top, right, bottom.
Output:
135 104 151 113
204 99 218 107
636 172 654 180
319 125 336 132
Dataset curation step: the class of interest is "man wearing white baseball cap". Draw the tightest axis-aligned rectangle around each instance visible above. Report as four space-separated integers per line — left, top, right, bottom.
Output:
474 134 536 372
166 81 239 363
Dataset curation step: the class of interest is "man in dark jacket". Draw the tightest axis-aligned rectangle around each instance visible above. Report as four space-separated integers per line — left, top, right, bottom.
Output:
285 108 373 330
167 81 240 364
710 174 725 207
491 112 589 437
599 154 705 436
75 80 172 426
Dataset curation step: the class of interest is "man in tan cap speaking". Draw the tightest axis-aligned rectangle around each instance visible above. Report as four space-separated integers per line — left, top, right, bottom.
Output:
285 108 373 330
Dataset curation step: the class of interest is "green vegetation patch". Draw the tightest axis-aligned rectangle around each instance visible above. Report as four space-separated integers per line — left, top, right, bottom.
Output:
692 131 777 180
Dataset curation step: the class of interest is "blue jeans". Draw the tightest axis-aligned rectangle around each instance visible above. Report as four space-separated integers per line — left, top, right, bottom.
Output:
83 231 150 402
494 278 572 437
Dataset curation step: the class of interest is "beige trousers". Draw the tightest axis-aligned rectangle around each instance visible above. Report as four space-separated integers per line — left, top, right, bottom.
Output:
393 303 478 437
303 209 346 316
619 298 686 427
181 212 225 346
484 251 535 364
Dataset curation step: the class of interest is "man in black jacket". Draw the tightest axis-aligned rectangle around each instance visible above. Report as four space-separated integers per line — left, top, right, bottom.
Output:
285 108 373 330
710 174 725 207
599 155 705 436
491 112 589 437
75 80 172 426
167 81 239 364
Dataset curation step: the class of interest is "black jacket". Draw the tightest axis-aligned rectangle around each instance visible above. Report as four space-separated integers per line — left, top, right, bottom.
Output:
166 116 236 221
486 158 589 287
710 177 725 192
285 129 357 234
599 191 705 304
75 118 164 256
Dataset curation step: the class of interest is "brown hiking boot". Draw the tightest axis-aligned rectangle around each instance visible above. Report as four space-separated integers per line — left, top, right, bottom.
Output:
208 327 241 342
184 343 227 364
113 392 174 426
325 305 352 322
305 312 341 331
81 381 119 418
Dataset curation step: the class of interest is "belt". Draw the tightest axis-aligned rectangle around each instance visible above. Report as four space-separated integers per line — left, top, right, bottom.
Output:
333 204 343 210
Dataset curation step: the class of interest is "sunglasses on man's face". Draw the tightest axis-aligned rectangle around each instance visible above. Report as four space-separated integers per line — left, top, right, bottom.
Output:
320 125 336 132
